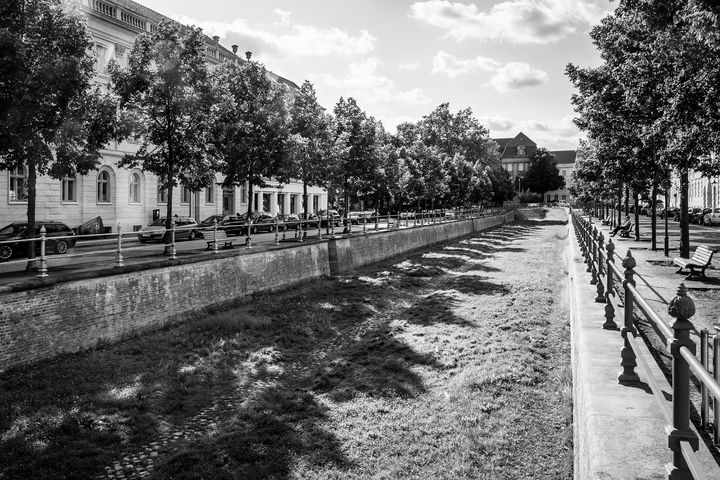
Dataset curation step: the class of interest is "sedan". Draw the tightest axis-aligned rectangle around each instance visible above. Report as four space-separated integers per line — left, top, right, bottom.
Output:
703 208 720 226
137 216 199 243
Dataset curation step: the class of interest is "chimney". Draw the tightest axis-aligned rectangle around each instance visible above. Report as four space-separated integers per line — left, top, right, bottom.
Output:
231 45 238 54
212 35 220 43
245 51 252 61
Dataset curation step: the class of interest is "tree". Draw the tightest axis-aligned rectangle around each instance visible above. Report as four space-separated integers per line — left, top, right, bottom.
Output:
331 97 377 222
111 20 218 252
0 0 118 267
486 165 514 205
523 148 565 201
212 58 289 226
287 81 330 222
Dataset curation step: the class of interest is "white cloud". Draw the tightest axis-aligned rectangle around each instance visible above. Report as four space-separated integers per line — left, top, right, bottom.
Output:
431 50 500 78
172 14 376 57
489 62 549 91
480 115 580 149
398 61 420 71
409 0 609 44
313 58 430 106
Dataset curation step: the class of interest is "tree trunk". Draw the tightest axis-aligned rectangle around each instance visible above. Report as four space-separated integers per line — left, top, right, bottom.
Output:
679 168 690 258
624 185 629 217
650 181 657 250
302 180 308 237
25 159 38 272
633 190 640 241
164 167 175 255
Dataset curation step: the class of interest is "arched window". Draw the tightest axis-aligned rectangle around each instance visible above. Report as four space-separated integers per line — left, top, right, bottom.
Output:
9 165 28 202
129 172 141 203
62 174 77 202
97 170 111 203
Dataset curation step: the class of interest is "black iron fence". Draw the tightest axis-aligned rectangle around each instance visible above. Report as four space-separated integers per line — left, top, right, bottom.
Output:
571 208 720 479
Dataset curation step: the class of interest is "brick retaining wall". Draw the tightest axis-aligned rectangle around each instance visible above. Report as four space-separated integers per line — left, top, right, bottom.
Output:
0 212 513 372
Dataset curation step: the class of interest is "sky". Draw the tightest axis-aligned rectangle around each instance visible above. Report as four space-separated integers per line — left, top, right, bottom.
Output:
138 0 615 151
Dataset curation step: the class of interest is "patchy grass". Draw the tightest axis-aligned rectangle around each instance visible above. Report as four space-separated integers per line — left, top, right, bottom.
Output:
0 209 572 480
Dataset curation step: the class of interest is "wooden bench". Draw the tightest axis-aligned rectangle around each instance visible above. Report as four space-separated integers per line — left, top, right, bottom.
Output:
601 215 611 226
618 222 634 238
205 229 233 250
673 245 717 279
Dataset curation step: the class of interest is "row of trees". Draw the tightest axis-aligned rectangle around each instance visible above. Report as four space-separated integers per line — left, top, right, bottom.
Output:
567 0 720 258
1 0 564 261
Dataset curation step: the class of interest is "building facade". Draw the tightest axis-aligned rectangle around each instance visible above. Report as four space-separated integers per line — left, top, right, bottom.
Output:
1 0 328 233
493 132 577 204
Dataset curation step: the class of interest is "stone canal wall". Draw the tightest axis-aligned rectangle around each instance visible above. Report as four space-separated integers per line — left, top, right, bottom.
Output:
0 211 513 372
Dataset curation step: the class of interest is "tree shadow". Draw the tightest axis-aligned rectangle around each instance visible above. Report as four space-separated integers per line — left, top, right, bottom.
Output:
400 292 478 329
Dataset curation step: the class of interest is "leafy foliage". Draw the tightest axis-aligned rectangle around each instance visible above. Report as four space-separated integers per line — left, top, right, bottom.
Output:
523 148 565 199
111 20 219 233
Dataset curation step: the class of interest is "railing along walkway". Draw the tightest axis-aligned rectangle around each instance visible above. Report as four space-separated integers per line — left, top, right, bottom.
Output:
571 208 720 479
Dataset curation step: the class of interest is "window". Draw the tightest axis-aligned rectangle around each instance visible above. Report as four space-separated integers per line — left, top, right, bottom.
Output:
62 175 77 202
290 194 297 214
505 163 512 172
205 185 214 204
517 145 526 156
97 170 111 203
129 172 141 203
181 186 191 204
95 44 109 74
241 183 248 203
9 165 28 202
158 176 167 204
313 195 319 213
518 163 524 172
277 193 285 214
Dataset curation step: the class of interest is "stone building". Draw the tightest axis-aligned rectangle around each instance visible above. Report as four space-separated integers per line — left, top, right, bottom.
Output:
0 0 328 233
493 132 577 204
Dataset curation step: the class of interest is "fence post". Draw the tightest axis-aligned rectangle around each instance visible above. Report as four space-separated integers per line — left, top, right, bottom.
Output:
590 227 599 285
666 283 699 478
714 334 720 446
619 250 639 383
37 226 48 278
169 220 177 260
700 329 709 429
274 217 280 246
115 223 124 267
595 232 606 303
603 239 618 329
212 219 219 254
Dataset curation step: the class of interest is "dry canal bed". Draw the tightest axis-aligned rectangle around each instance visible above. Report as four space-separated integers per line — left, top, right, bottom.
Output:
0 209 572 480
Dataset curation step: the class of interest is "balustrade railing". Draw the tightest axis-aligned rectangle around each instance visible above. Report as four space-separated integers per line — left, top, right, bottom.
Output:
0 207 510 279
571 208 720 479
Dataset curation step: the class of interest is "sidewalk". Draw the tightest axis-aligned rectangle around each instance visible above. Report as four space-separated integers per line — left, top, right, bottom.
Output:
568 214 720 479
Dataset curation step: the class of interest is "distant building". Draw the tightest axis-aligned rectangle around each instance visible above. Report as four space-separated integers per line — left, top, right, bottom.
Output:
1 0 328 232
493 132 577 204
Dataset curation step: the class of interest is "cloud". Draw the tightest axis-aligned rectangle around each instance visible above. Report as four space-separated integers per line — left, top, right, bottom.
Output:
313 58 430 106
431 50 500 78
430 52 548 92
480 115 580 149
489 62 549 91
398 61 420 71
172 14 376 57
409 0 609 44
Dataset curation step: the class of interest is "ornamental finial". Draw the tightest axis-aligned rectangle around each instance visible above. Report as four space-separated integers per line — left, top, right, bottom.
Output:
668 283 696 321
621 250 636 269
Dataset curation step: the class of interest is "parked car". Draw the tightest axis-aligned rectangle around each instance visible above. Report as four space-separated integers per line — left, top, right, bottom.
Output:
0 220 76 261
690 207 707 224
659 207 679 219
400 211 416 220
137 216 199 243
197 214 228 239
348 211 363 224
221 214 250 236
247 213 279 234
278 213 301 231
317 209 341 227
702 208 720 226
696 207 713 225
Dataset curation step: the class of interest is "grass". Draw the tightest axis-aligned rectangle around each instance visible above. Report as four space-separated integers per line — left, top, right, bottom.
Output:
0 209 573 479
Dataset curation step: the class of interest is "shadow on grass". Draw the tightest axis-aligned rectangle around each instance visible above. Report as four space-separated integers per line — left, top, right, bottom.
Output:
401 292 477 329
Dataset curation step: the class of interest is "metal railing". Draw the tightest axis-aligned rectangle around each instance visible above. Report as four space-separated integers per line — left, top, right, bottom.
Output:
0 207 509 279
571 208 720 479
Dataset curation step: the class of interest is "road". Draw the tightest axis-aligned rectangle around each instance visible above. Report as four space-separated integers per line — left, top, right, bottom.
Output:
0 219 403 284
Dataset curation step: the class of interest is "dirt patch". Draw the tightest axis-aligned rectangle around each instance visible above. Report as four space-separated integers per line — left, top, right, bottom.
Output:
0 209 573 480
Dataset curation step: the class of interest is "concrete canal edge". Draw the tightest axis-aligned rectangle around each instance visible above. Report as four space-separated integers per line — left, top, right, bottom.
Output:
0 212 512 373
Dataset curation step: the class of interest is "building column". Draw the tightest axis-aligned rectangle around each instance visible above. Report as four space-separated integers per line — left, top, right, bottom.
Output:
270 192 278 216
